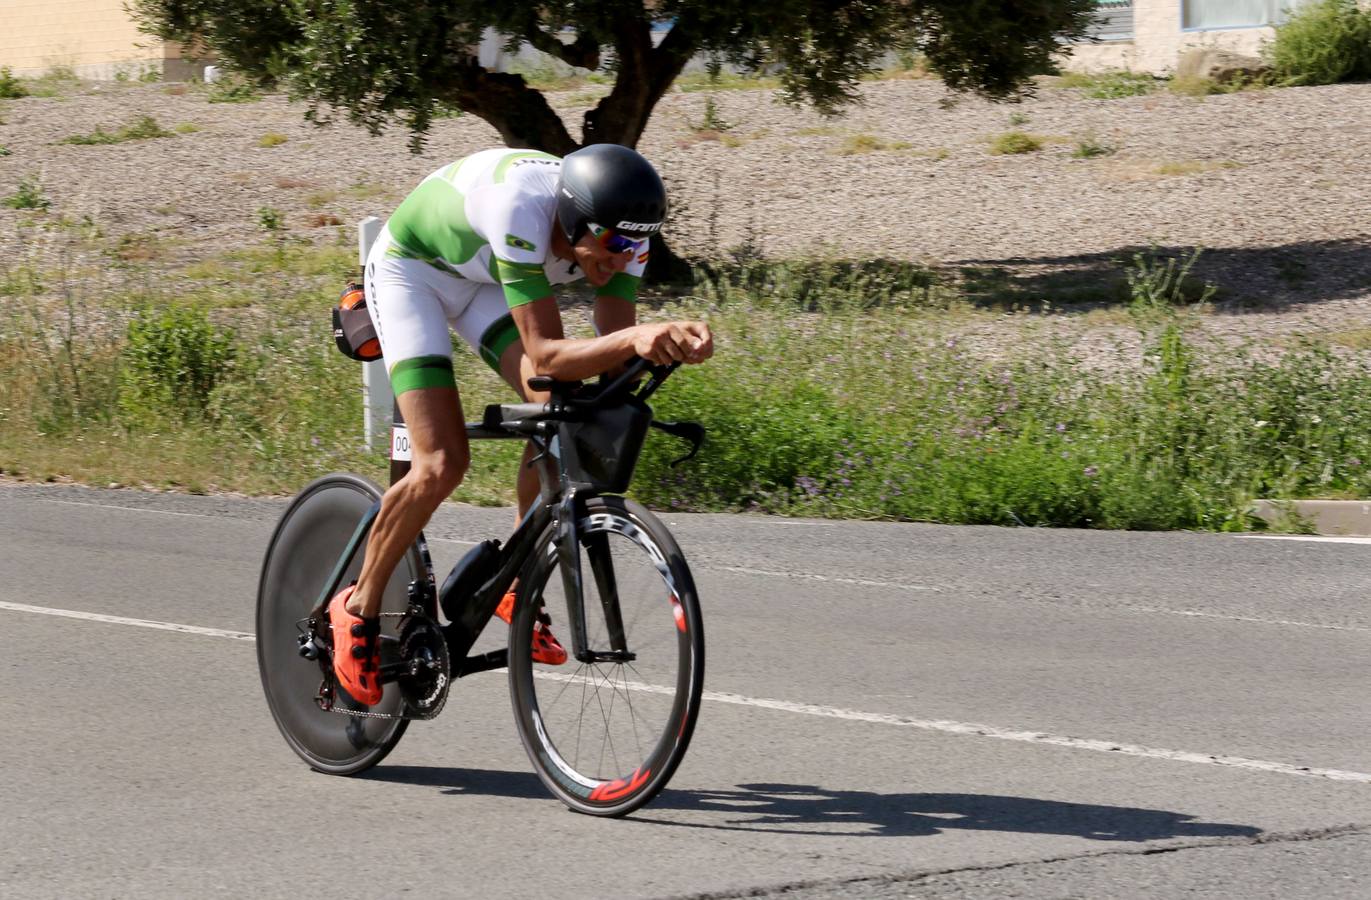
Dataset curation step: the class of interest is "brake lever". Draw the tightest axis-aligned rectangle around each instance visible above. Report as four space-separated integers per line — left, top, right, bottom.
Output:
650 420 705 466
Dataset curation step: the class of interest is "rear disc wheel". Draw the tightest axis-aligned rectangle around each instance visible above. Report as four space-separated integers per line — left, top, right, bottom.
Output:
256 473 427 775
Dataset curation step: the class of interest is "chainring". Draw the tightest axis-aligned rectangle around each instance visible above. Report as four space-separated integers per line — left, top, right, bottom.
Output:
396 614 451 720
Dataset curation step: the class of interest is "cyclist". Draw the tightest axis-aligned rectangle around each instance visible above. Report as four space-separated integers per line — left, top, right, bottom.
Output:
329 144 713 704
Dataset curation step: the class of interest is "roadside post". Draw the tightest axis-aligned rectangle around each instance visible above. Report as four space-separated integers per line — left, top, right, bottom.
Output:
358 216 392 452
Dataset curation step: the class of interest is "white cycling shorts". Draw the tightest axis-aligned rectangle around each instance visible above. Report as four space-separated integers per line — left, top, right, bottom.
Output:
363 226 520 394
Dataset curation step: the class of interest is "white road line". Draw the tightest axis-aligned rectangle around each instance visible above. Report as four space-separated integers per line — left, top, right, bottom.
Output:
693 690 1371 784
4 599 1367 786
1236 534 1371 545
0 600 255 641
1105 604 1371 633
715 565 941 592
14 497 228 519
535 672 1371 785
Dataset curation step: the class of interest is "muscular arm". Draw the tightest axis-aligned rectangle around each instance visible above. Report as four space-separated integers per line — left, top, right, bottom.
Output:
511 295 712 381
512 297 639 382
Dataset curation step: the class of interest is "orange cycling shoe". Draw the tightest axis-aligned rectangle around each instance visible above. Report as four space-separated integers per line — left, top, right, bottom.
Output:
328 585 383 705
494 589 567 666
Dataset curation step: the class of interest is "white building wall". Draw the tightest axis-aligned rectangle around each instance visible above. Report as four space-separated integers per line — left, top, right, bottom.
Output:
1064 0 1286 75
0 0 204 79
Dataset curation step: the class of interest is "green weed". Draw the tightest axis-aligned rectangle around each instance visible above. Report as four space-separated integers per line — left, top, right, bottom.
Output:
258 206 285 234
0 67 28 99
989 131 1044 155
4 176 51 210
1071 134 1118 158
1056 70 1158 99
206 75 262 103
257 132 289 147
22 66 80 98
61 115 172 145
695 96 731 133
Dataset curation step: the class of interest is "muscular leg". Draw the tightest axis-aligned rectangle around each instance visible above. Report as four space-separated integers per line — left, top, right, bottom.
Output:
346 386 469 618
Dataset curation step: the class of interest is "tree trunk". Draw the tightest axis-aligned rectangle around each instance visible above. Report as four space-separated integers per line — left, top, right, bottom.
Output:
644 234 698 286
443 61 579 155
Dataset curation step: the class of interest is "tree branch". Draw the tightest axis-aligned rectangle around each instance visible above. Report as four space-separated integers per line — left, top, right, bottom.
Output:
441 56 578 155
580 15 696 147
520 23 601 71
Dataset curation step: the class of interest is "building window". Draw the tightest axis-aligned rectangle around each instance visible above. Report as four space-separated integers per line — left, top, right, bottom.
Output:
1091 0 1136 41
1182 0 1309 30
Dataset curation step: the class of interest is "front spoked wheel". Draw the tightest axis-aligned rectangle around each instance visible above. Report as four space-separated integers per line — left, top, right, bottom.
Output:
509 496 705 816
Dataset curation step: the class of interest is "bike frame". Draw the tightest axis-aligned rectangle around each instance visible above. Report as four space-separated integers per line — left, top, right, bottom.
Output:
310 364 675 684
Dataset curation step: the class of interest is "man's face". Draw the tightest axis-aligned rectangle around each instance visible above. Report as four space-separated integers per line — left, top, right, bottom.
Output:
573 226 646 287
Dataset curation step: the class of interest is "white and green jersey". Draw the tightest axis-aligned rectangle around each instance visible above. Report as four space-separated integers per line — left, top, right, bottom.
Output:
384 148 648 307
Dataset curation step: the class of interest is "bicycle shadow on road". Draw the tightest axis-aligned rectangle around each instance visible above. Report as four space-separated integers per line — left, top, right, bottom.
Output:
360 765 551 800
642 783 1264 841
361 769 1261 842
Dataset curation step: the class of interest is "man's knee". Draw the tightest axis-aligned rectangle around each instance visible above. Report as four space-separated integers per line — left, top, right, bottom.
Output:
410 447 468 502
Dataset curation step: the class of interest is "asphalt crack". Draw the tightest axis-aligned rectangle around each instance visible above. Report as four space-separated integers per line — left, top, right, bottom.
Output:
664 823 1371 900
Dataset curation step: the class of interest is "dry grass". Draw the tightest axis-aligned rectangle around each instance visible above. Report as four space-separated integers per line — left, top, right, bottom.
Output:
1153 159 1242 177
275 176 319 190
838 133 913 155
1103 158 1244 180
1326 328 1371 350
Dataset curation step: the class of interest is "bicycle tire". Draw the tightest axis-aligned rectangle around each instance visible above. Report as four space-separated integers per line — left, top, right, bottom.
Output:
508 495 705 816
257 473 427 775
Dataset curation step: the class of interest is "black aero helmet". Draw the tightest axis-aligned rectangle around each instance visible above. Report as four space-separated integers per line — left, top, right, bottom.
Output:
556 144 667 243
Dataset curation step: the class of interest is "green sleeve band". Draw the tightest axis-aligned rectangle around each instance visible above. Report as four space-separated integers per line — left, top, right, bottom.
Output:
495 258 545 281
390 355 455 394
502 276 553 308
477 314 520 372
596 272 640 303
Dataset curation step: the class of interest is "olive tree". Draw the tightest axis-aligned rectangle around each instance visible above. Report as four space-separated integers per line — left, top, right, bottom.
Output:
136 0 1097 154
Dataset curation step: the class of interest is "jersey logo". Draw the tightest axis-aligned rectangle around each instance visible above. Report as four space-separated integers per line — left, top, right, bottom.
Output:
505 234 537 252
637 250 650 264
616 220 662 233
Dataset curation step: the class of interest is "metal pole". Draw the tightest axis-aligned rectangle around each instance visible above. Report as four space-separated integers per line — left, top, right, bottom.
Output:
358 216 392 451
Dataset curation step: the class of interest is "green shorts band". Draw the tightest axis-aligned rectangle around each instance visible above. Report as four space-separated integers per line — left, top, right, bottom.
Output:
390 355 456 394
477 314 520 373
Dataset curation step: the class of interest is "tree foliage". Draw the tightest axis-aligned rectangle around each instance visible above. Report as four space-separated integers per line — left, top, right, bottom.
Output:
135 0 1098 154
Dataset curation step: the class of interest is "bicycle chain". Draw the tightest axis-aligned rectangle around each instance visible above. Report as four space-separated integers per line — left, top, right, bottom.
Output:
316 611 449 722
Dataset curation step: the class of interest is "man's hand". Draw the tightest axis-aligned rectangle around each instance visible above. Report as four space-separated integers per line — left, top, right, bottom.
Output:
630 322 714 366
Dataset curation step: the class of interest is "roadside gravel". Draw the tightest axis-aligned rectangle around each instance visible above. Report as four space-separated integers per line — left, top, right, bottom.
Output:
1 77 1368 347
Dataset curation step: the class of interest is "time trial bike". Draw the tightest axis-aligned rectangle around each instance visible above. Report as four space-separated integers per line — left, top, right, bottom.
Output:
255 358 705 816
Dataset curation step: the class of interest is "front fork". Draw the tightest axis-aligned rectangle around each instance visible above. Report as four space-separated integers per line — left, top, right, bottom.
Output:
554 488 632 663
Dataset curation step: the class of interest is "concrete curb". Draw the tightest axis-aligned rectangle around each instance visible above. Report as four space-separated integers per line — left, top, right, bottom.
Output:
1251 499 1371 536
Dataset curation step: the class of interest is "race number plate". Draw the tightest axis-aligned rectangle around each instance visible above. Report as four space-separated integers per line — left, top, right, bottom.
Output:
391 424 413 462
